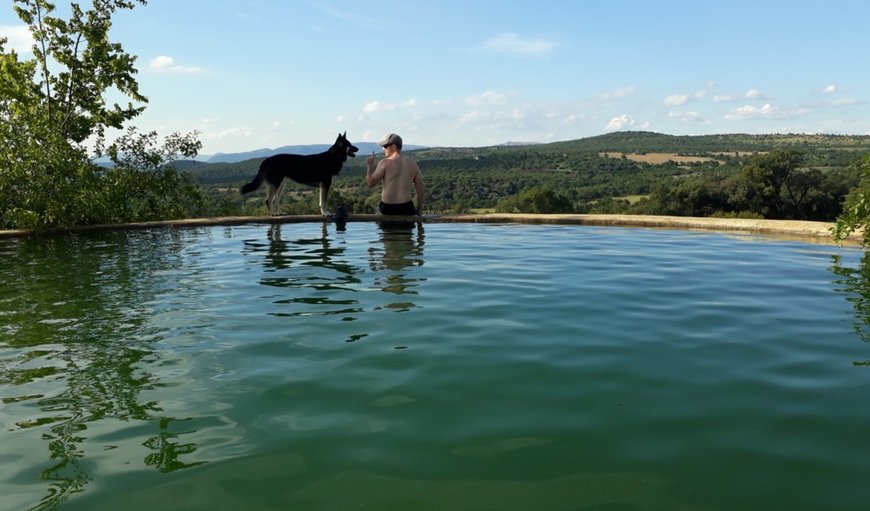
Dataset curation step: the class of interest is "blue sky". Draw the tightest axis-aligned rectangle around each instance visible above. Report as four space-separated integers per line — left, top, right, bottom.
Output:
2 0 869 155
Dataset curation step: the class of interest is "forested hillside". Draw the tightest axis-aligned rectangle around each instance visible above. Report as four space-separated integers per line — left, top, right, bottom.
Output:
187 131 870 222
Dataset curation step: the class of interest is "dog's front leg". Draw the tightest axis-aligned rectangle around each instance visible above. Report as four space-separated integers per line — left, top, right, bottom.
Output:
319 183 331 216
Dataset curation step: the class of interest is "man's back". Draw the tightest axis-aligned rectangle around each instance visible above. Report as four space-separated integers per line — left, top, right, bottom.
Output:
366 133 425 214
380 155 421 204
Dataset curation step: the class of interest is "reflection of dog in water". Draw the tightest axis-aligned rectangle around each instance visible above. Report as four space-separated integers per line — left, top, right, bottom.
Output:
261 223 358 283
332 204 349 231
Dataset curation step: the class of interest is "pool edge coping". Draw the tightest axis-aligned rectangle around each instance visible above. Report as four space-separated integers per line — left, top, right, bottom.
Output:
0 213 862 246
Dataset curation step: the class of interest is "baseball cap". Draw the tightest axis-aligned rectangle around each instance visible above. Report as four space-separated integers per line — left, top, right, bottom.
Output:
378 133 403 147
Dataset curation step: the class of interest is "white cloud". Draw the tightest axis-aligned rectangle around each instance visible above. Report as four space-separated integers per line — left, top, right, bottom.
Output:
479 32 557 58
508 108 525 121
664 84 711 106
664 94 689 106
831 97 858 106
822 84 836 94
713 94 737 103
363 100 390 113
724 103 777 120
668 110 703 123
465 91 510 106
601 86 635 99
148 55 205 74
745 89 766 100
202 127 252 139
606 114 645 131
455 106 527 130
459 111 488 125
362 98 416 113
0 24 34 53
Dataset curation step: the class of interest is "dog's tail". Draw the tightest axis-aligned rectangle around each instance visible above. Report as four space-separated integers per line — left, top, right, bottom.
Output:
240 166 264 194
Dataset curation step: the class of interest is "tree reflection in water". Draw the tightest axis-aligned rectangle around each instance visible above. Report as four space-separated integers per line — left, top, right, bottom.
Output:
0 229 208 510
830 251 870 365
143 417 207 473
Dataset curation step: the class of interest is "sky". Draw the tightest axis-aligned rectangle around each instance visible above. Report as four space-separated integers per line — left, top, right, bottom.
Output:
2 0 869 155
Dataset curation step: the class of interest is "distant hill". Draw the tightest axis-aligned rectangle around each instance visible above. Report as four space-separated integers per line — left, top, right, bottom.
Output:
207 145 331 163
206 142 426 163
543 131 870 153
183 131 870 186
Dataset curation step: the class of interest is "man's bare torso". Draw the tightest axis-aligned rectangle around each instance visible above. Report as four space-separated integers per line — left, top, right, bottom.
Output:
379 155 420 204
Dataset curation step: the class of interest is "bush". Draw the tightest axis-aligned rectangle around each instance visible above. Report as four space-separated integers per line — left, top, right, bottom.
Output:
494 186 574 214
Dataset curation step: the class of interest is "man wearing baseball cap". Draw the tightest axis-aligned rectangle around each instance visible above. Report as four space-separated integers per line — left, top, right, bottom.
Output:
366 133 425 215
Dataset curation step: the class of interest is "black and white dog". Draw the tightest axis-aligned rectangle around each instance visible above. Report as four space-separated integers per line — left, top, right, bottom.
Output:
240 132 358 215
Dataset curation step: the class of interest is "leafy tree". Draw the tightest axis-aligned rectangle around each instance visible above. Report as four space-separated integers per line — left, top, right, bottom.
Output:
14 0 148 143
96 127 205 222
1 0 205 230
585 197 631 214
833 155 870 245
729 150 813 219
632 177 729 217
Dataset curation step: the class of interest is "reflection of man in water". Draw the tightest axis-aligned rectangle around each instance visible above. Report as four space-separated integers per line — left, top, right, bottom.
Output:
369 221 426 303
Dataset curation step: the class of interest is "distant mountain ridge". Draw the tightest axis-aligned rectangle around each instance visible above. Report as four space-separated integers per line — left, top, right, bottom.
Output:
203 131 870 163
206 142 426 163
182 130 870 187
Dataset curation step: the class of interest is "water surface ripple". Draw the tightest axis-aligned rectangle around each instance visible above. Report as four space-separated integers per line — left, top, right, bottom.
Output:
1 222 869 510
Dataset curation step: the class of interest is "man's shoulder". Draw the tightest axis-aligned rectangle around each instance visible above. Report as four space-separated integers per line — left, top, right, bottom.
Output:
400 155 420 167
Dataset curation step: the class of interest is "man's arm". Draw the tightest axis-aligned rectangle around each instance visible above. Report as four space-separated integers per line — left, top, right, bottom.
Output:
366 160 385 188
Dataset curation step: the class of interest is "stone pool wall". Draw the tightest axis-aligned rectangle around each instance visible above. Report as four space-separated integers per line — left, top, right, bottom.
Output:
0 213 861 246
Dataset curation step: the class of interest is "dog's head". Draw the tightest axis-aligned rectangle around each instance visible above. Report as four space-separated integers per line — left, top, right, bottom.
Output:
333 131 359 159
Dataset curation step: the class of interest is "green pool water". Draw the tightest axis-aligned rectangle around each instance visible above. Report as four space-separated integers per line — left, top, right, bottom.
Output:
1 222 869 510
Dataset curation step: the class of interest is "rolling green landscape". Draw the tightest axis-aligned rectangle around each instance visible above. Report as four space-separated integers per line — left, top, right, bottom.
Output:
3 1 870 243
187 131 870 224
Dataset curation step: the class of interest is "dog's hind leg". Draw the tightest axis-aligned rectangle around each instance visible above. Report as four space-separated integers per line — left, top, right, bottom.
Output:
265 182 281 216
273 180 289 215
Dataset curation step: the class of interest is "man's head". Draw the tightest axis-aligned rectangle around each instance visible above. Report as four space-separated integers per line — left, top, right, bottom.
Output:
378 133 403 151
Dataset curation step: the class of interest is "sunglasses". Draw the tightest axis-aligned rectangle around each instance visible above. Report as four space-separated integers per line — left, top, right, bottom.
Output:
382 143 394 149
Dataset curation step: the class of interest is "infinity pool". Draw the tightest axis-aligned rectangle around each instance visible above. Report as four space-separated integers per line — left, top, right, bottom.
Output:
1 222 869 510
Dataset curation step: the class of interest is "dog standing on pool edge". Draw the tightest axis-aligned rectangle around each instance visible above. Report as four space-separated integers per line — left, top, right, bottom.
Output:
240 132 359 216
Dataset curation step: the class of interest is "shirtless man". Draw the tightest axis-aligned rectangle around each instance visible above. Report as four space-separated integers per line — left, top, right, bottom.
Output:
366 133 425 215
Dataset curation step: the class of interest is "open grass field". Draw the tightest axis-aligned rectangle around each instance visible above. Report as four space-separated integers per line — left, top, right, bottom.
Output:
600 152 720 165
